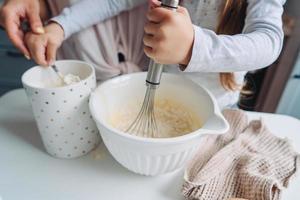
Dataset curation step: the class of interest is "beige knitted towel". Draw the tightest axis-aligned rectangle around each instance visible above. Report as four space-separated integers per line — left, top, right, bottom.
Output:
183 109 300 200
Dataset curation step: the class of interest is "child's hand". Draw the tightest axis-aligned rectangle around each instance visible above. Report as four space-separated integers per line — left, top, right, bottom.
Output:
25 22 64 66
144 0 194 65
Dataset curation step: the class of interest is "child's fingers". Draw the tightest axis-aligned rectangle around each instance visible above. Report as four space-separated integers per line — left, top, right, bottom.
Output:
144 22 160 35
143 34 156 48
149 0 161 9
46 42 58 65
27 39 48 66
147 7 171 23
144 45 155 59
176 6 189 16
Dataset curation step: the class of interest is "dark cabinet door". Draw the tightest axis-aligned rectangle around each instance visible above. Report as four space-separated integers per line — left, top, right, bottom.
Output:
0 29 35 96
277 52 300 119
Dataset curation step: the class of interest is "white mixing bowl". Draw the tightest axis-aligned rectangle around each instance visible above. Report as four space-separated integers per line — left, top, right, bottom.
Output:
89 72 229 176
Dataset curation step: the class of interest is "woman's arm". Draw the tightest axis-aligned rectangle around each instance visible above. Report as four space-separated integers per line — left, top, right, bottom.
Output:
51 0 147 39
184 0 286 73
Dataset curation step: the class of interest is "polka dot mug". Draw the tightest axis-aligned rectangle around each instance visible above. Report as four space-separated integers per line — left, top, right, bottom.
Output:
22 60 101 158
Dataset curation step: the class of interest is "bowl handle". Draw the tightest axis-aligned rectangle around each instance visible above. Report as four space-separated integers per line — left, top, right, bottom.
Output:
200 113 229 134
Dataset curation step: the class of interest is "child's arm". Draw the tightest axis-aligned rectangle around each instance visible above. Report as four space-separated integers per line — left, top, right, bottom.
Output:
145 0 285 72
25 22 64 66
25 0 147 66
51 0 147 39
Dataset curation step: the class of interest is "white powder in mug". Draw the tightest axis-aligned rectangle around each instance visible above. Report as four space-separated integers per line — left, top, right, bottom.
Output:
43 74 81 88
110 99 202 138
63 74 81 85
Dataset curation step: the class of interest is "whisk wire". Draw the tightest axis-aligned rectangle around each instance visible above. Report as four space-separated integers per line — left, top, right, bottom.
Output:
126 86 158 138
125 0 178 138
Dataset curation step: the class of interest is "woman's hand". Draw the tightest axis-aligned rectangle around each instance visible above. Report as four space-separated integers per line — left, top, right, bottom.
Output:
143 0 194 65
25 22 64 66
0 0 49 59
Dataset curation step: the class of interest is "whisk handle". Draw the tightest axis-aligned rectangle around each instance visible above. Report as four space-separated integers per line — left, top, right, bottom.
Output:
161 0 179 11
146 60 164 88
146 0 179 88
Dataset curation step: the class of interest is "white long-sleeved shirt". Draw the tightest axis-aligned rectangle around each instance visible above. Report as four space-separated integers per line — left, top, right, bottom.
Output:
52 0 285 108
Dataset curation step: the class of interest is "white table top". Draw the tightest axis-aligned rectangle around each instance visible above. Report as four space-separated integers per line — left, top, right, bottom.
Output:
0 89 299 200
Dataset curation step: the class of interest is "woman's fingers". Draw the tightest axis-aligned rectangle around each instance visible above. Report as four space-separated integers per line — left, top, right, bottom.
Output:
2 10 31 58
0 0 44 58
27 9 44 34
9 28 31 59
46 42 58 65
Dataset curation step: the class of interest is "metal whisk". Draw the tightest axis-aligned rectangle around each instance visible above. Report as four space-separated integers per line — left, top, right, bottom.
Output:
126 0 179 138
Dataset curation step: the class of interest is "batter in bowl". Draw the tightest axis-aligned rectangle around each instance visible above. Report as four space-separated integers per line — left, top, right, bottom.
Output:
110 98 202 138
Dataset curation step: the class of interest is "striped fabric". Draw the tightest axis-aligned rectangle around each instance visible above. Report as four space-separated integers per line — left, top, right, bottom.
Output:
46 0 149 82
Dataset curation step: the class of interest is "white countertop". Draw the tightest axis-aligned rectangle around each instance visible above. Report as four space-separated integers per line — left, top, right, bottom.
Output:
0 89 299 200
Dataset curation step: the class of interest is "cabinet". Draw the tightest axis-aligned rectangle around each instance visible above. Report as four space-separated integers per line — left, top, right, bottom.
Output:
238 15 300 114
0 28 35 96
277 52 300 119
0 0 35 96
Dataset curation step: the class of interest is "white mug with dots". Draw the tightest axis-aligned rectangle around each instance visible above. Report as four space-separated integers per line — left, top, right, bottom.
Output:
22 60 101 158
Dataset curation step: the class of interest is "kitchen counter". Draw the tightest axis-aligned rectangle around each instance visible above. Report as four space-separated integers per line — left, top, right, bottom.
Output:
0 89 299 200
